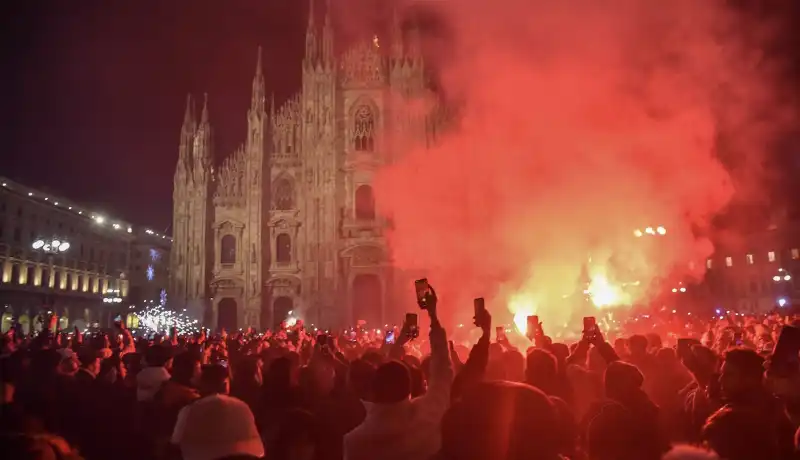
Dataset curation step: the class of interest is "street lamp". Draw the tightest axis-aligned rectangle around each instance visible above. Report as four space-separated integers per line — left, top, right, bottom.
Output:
634 226 667 238
32 237 70 253
772 268 791 283
103 289 123 304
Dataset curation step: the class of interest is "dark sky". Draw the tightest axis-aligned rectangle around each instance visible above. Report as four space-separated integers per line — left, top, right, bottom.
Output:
1 0 798 233
1 0 309 231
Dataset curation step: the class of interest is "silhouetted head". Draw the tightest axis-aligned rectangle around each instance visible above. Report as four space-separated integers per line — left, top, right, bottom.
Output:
719 348 764 401
441 381 560 460
373 360 411 404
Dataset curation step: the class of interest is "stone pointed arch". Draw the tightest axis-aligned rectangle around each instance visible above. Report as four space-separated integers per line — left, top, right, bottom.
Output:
349 96 380 152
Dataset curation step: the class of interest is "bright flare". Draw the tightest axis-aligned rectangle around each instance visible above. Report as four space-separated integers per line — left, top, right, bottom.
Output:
586 272 628 309
508 292 536 335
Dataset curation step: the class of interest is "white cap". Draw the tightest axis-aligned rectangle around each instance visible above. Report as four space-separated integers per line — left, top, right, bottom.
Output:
172 394 264 460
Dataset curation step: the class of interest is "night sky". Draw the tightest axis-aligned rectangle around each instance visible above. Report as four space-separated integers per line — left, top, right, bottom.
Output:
1 0 309 231
2 0 798 233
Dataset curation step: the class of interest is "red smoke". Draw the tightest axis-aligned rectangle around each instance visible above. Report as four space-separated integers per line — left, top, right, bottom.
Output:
373 0 794 328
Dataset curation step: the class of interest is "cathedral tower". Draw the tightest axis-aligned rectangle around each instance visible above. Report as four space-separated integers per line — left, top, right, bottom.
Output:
170 94 214 319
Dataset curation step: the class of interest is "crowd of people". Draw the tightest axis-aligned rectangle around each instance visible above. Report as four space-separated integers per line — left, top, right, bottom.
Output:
1 286 800 460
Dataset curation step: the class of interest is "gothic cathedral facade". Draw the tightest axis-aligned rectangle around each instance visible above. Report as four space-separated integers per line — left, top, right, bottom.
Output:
169 4 447 330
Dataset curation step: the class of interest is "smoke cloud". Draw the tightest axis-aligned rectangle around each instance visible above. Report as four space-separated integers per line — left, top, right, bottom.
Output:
372 0 795 328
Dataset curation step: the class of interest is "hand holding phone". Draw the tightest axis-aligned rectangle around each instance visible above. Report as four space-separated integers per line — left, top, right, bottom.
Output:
415 279 437 310
526 315 540 340
473 298 490 329
583 316 598 343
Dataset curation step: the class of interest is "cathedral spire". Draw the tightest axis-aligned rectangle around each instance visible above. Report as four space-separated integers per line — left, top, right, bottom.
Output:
201 93 209 125
255 46 263 78
183 93 195 129
321 0 334 65
251 47 266 114
304 0 318 64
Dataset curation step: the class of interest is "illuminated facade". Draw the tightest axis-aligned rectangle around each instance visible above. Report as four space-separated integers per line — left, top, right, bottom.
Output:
0 177 169 334
170 3 450 330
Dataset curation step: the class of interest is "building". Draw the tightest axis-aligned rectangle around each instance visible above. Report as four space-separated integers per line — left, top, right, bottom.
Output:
699 222 800 314
0 177 170 334
170 3 450 330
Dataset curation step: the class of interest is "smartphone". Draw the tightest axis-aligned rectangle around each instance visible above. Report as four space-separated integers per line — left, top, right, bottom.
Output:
474 298 486 316
733 331 743 346
496 326 507 341
771 325 800 371
583 316 597 341
385 330 396 345
218 359 229 368
406 313 419 339
415 279 431 309
526 315 539 338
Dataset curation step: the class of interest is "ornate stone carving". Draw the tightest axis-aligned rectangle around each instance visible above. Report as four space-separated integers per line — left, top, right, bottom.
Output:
214 146 246 208
340 40 385 88
271 94 301 160
351 246 384 266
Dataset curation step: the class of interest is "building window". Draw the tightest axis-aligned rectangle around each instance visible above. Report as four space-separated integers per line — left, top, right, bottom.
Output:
768 251 776 262
792 248 799 260
274 178 294 210
353 105 375 152
276 233 291 264
725 256 732 267
746 254 754 265
220 235 236 265
355 185 376 220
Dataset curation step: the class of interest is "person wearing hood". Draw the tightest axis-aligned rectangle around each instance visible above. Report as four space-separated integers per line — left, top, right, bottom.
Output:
136 345 172 402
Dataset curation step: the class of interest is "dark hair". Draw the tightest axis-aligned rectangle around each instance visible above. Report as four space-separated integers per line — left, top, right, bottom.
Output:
144 345 172 367
723 348 764 380
348 359 376 401
373 360 411 404
172 351 201 386
628 334 648 353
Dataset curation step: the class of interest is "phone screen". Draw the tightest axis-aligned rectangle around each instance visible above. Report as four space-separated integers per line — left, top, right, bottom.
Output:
772 325 800 365
527 315 539 338
406 313 419 338
385 331 396 345
474 298 485 316
415 279 431 309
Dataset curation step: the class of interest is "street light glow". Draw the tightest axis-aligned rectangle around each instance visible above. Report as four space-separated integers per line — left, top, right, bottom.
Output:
32 238 71 254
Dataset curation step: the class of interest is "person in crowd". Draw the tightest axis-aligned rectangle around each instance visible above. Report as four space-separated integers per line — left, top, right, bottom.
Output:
441 381 562 460
343 287 452 460
137 344 173 402
172 363 264 460
3 290 800 460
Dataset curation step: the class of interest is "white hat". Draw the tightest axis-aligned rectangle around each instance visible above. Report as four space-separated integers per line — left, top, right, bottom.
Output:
172 394 264 460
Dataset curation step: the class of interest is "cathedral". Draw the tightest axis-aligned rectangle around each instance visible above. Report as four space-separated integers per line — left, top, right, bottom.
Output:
169 2 449 330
